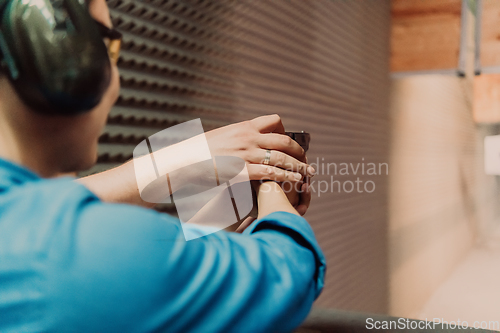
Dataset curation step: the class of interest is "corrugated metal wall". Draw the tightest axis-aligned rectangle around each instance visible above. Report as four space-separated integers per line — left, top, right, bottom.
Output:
88 0 391 313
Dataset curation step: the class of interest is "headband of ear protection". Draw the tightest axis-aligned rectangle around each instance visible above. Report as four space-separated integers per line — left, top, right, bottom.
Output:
0 0 111 115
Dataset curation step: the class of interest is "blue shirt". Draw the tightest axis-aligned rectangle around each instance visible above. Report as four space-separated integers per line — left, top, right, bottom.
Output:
0 158 326 333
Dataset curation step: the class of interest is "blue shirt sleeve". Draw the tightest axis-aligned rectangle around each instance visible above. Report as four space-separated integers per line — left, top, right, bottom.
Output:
3 178 326 333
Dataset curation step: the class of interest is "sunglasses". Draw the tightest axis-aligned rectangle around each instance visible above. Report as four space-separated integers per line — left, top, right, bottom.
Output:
93 19 122 65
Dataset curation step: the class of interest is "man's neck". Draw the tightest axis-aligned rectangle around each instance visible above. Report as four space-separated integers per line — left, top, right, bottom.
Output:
0 78 95 178
0 110 63 178
0 136 55 178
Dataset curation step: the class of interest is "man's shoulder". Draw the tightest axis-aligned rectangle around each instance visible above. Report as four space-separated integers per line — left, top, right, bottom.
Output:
5 176 173 220
0 176 181 256
3 176 99 211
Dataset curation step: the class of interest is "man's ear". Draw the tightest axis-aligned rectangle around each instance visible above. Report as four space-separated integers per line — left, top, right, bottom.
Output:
87 0 113 28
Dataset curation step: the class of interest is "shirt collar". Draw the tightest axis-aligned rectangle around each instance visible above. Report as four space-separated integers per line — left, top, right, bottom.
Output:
0 158 40 189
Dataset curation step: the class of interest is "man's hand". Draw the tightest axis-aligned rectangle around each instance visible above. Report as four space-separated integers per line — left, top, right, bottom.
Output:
234 180 312 233
205 115 315 182
294 182 311 216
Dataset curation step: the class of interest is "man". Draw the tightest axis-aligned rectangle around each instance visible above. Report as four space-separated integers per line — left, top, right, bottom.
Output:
0 0 326 331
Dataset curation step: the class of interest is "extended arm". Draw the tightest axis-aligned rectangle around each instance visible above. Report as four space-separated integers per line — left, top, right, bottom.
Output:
47 186 325 332
78 115 314 208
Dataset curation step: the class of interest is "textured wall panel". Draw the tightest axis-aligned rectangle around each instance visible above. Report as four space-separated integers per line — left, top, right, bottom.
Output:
225 0 391 313
85 0 392 313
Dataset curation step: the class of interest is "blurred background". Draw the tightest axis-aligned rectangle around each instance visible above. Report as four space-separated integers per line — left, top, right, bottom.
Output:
84 0 500 326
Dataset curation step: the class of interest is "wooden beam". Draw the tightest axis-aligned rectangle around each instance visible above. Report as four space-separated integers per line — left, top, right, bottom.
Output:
474 73 500 123
480 0 500 69
391 0 462 73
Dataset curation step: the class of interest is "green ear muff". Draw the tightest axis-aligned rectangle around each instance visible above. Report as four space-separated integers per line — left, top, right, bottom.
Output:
0 0 111 115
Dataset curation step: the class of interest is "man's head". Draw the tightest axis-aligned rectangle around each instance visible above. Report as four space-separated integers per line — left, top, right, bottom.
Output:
0 0 120 177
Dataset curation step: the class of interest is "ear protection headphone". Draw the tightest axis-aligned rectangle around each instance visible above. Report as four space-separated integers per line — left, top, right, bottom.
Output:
0 0 112 115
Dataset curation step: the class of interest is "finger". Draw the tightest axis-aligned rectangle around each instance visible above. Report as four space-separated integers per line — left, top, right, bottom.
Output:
247 164 303 182
257 133 306 162
299 182 312 207
250 114 286 134
236 216 256 233
296 205 307 216
295 183 311 216
251 148 315 177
